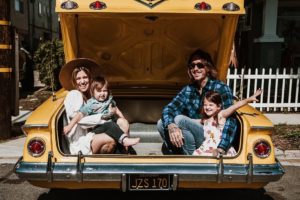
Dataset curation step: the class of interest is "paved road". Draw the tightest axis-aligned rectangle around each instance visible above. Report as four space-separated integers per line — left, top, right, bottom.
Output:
0 164 299 200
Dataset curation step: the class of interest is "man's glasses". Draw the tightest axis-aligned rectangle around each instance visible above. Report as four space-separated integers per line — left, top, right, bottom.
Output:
188 63 205 70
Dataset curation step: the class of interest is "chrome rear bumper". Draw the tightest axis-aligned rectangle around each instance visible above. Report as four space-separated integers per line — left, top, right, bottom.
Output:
14 152 285 191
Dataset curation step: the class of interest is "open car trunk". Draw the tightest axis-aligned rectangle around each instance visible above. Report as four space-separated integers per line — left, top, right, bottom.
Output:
56 1 244 155
58 5 240 122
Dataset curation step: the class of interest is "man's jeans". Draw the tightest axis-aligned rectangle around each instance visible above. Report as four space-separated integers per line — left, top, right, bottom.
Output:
157 115 204 155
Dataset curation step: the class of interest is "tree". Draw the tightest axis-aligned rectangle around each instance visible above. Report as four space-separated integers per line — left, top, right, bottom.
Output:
33 39 65 91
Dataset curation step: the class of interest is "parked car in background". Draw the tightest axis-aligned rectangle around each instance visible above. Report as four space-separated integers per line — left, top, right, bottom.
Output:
15 0 284 191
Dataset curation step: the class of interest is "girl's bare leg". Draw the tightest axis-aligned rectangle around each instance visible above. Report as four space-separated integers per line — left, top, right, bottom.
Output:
117 118 130 151
122 137 140 147
91 133 116 154
117 118 129 136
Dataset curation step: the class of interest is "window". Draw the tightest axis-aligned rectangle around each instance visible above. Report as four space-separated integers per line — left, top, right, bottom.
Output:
38 2 42 16
15 0 24 13
46 6 50 17
244 6 252 31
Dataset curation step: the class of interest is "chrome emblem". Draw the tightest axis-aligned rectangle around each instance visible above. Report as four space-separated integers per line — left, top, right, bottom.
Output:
135 0 166 9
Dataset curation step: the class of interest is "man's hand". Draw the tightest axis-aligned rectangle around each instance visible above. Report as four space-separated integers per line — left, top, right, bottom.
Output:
212 148 226 157
168 123 184 148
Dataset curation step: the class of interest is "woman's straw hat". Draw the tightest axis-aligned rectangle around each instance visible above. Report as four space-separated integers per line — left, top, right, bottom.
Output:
59 58 99 90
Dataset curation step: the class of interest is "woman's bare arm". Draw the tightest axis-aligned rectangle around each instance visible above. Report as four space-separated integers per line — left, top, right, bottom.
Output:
63 112 84 135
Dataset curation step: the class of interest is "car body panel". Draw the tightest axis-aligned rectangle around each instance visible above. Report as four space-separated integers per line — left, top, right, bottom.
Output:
15 0 284 190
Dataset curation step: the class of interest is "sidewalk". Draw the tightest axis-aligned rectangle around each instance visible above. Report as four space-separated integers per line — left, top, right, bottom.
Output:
0 136 25 164
1 135 300 165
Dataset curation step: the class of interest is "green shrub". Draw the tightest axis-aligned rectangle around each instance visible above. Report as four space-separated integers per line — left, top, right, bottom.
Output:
33 39 65 91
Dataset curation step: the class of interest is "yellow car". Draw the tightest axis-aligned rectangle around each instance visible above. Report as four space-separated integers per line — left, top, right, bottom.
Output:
15 0 284 191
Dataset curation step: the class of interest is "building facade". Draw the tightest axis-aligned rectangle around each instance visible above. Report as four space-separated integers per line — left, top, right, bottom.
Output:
237 0 300 69
10 0 59 54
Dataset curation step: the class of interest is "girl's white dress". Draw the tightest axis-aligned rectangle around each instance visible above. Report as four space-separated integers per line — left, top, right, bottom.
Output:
193 120 236 156
64 90 95 155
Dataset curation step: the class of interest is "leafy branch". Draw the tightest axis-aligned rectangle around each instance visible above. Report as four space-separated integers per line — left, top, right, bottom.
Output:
33 39 65 91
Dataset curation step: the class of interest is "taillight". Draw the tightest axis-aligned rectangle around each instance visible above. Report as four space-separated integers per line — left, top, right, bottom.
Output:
27 138 46 157
253 140 271 158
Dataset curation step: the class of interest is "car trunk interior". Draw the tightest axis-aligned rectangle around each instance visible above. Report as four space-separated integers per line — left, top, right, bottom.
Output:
57 10 241 156
56 109 242 156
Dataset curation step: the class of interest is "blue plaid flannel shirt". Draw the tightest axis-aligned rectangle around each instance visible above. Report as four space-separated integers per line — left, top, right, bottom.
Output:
161 78 237 151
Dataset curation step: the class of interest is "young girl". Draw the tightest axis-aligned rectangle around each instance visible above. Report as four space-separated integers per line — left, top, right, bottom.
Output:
64 76 140 147
193 89 262 156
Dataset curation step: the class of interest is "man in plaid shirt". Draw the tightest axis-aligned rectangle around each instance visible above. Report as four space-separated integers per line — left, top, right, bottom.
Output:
157 49 237 155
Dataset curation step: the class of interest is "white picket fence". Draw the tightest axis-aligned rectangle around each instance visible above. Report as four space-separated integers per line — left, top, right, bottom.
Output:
226 67 300 112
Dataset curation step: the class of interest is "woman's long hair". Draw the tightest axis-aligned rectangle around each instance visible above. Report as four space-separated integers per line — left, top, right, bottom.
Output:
71 66 92 101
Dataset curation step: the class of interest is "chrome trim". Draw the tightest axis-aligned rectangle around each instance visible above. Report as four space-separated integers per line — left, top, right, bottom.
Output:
135 0 165 9
217 154 224 183
239 112 259 117
14 156 23 171
76 151 83 182
46 151 53 182
276 158 285 171
172 174 178 190
15 161 285 184
22 124 49 129
250 126 273 131
121 174 127 192
222 2 240 11
247 153 253 183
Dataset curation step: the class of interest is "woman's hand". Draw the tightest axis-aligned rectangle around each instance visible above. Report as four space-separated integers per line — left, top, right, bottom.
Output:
168 123 184 148
109 103 117 115
63 125 72 135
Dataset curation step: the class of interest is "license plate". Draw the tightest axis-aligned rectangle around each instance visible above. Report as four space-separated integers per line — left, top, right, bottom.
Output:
128 174 171 191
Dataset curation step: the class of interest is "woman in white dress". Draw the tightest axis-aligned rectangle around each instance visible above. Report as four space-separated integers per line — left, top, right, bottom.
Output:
60 58 116 154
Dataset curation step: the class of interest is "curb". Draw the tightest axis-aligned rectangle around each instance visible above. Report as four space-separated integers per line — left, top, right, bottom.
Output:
0 137 26 164
275 148 300 166
11 110 32 125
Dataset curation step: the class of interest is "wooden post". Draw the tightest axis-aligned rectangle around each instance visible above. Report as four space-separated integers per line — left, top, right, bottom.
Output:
0 0 12 139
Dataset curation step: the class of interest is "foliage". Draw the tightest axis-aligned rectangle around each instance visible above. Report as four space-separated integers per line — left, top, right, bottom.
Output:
274 124 300 138
33 39 65 90
284 130 300 139
272 125 300 150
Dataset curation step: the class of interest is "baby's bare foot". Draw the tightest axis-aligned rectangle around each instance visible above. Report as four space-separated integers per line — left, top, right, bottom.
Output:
122 137 140 147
